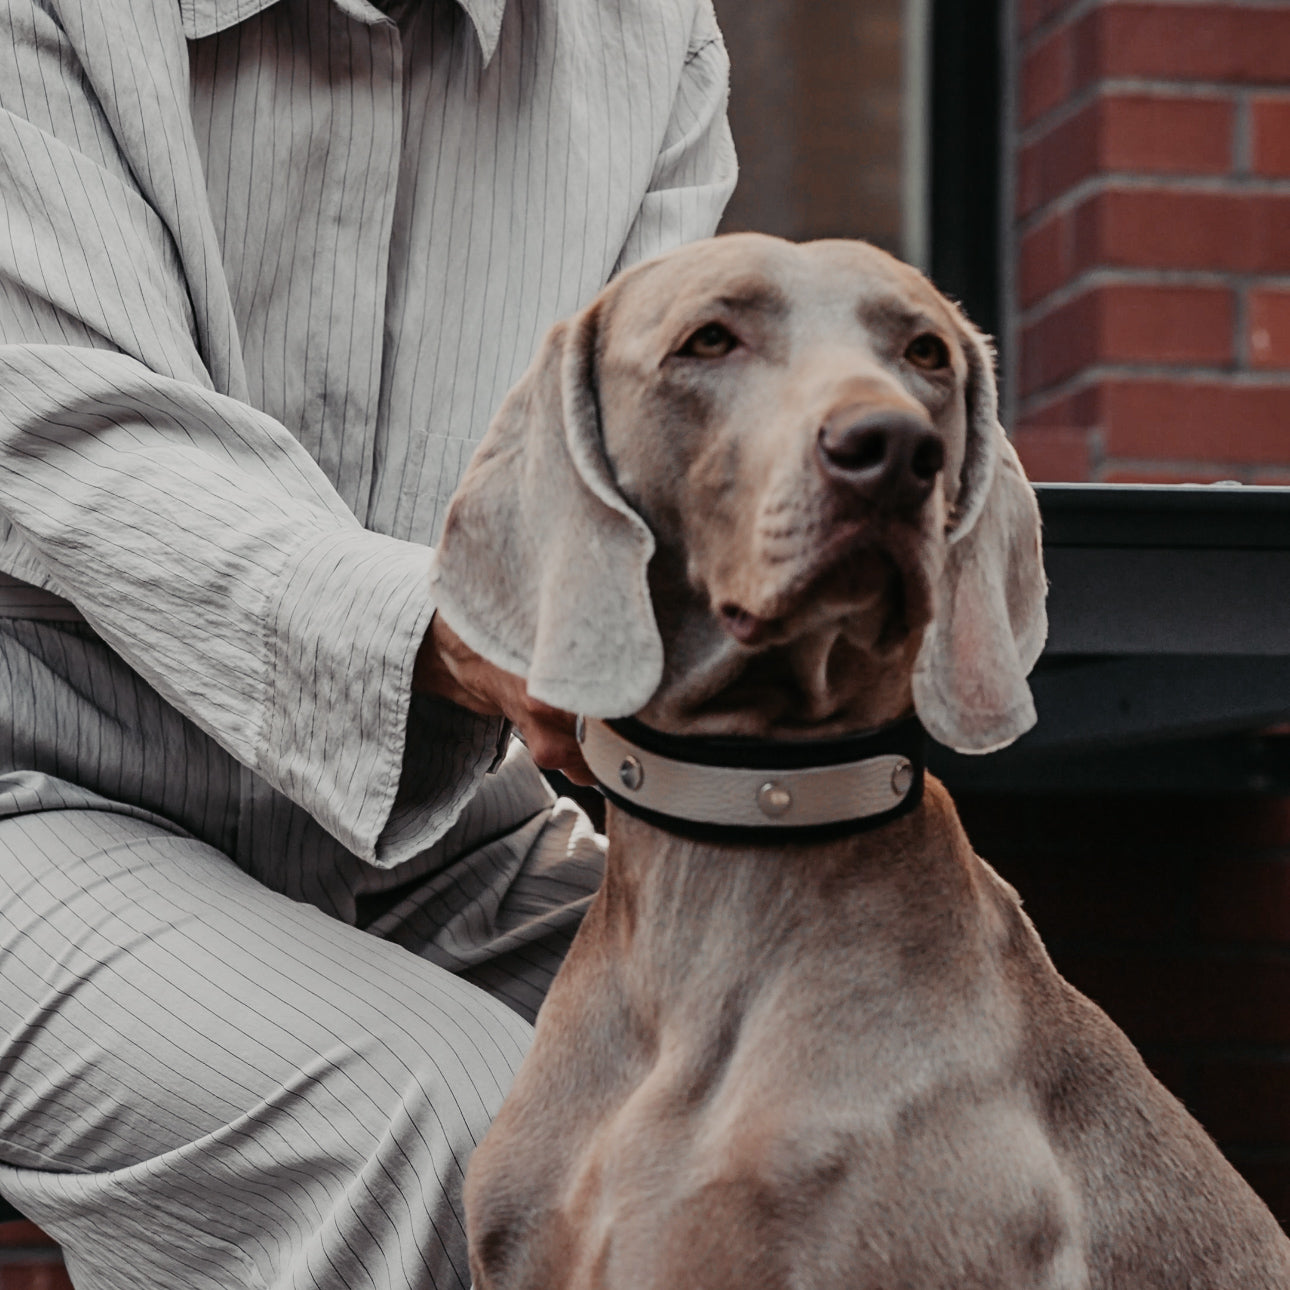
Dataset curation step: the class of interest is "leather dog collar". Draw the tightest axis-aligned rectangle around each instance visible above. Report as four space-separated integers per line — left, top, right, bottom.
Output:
576 713 926 844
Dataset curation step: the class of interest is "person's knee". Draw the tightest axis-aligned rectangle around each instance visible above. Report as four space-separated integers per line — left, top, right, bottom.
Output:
319 977 533 1165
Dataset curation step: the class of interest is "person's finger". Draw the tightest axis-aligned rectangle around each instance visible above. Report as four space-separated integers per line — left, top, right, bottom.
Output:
524 697 577 723
516 701 577 736
559 762 598 788
512 717 594 784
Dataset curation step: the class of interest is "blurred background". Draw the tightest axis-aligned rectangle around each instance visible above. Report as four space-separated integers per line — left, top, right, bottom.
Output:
713 0 1290 484
706 0 1290 1235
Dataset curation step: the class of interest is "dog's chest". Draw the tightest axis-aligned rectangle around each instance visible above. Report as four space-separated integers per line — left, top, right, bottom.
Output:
467 987 1089 1290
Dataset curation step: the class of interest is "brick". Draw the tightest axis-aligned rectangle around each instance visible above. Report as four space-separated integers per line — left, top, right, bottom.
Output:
0 1263 73 1290
1 1268 69 1289
1197 859 1290 943
1020 0 1080 39
1250 195 1290 273
1100 94 1233 174
1096 283 1234 364
1249 289 1290 371
1018 103 1100 217
1021 26 1074 126
1017 393 1078 430
1020 284 1234 396
1072 4 1290 88
0 1227 68 1290
1019 211 1073 307
0 1225 56 1250
1013 426 1095 481
1072 190 1225 272
1253 97 1290 178
1017 384 1104 432
1097 379 1290 465
1060 955 1290 1046
1021 291 1100 392
1071 189 1290 276
1019 95 1234 217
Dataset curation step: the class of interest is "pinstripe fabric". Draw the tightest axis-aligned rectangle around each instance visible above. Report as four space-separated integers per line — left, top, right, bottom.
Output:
0 797 536 1289
0 0 735 1283
0 0 735 862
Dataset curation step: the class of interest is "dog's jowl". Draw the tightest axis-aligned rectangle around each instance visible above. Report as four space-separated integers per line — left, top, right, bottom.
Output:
433 234 1290 1290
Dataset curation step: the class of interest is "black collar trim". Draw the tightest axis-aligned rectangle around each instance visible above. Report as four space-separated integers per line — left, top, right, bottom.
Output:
604 713 926 770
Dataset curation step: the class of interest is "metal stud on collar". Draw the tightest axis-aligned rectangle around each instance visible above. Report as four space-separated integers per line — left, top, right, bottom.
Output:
891 757 914 799
619 755 645 791
757 781 793 817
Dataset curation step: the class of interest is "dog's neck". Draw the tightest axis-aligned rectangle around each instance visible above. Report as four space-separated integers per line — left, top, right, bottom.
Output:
593 779 992 1016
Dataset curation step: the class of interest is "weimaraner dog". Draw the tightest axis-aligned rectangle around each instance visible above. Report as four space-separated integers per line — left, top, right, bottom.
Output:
432 234 1290 1288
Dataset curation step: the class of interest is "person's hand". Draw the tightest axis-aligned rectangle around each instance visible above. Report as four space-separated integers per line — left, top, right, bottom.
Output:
413 613 595 786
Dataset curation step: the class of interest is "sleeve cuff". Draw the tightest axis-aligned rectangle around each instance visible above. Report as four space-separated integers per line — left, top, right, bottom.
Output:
262 525 502 866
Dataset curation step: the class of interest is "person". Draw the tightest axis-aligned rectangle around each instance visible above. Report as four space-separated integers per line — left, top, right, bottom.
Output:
0 0 736 1282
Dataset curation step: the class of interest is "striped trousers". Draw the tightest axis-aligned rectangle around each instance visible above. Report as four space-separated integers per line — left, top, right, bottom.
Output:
0 614 605 1289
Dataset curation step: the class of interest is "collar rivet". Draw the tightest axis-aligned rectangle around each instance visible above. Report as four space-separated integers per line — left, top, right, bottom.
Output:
619 755 645 791
757 781 793 817
891 758 914 798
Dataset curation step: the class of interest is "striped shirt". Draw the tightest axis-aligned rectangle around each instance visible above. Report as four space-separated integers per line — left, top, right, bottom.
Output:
0 0 736 862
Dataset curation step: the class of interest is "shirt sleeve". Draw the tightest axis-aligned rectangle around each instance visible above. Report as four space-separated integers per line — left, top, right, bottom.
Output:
613 0 739 274
0 0 495 866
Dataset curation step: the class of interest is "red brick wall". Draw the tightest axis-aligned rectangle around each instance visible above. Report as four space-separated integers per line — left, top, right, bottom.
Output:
0 1223 69 1290
959 791 1290 1223
1011 0 1290 483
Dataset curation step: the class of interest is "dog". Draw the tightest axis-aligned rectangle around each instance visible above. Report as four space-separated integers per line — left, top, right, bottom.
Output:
431 233 1290 1288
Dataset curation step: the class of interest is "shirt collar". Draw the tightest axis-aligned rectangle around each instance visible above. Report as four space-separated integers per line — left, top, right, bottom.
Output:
180 0 506 63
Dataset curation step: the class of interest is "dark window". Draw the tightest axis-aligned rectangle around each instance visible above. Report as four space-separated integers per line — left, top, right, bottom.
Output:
929 0 1003 350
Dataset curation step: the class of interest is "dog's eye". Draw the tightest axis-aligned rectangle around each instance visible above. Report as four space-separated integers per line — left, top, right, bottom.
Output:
905 333 950 371
679 322 739 359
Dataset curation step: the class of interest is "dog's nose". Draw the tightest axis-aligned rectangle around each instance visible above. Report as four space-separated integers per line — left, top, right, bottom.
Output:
816 407 944 513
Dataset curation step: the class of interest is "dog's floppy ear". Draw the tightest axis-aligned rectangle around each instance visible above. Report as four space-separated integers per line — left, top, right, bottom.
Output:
430 302 663 717
912 321 1047 753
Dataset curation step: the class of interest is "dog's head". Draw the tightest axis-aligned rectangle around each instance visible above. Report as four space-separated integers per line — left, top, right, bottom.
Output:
431 234 1046 753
